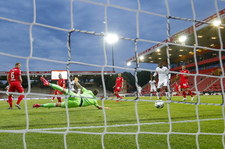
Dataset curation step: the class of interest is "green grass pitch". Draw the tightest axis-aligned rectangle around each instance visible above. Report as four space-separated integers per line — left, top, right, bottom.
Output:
0 95 224 149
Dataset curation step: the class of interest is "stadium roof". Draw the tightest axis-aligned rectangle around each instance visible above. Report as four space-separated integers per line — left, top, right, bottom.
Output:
127 9 225 68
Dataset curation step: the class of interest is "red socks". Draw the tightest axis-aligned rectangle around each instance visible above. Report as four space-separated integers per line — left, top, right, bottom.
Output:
57 97 62 103
188 90 193 97
8 95 13 107
115 93 121 99
182 91 186 98
16 95 24 105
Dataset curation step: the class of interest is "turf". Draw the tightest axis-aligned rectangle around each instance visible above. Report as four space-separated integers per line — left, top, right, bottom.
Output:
0 95 224 149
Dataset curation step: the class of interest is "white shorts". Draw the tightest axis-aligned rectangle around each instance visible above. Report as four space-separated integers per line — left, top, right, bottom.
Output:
157 79 169 88
150 85 157 92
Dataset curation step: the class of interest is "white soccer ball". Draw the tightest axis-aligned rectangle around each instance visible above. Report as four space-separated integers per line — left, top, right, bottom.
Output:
154 100 164 109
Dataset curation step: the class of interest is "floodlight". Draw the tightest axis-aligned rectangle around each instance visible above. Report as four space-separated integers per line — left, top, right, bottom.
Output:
213 20 221 27
139 56 144 60
178 35 187 43
127 62 131 66
104 34 119 44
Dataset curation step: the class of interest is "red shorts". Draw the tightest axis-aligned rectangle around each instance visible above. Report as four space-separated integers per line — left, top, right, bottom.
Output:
9 82 24 93
180 82 190 89
54 90 63 95
114 86 122 92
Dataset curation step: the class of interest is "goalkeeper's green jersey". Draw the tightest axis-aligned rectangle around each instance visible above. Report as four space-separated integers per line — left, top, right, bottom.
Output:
79 87 99 107
61 87 99 108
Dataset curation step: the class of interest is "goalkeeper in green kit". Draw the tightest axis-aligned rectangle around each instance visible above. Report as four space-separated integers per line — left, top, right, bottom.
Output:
33 77 110 110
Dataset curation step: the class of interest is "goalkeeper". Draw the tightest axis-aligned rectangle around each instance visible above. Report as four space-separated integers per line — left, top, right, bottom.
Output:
33 77 110 109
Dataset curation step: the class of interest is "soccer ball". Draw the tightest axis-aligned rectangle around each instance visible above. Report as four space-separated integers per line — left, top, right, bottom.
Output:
154 100 164 109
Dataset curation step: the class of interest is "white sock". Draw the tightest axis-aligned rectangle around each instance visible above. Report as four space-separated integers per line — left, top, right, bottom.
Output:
166 92 170 99
156 92 160 98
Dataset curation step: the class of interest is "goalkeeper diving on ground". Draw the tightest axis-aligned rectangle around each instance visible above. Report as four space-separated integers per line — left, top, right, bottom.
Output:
33 77 110 110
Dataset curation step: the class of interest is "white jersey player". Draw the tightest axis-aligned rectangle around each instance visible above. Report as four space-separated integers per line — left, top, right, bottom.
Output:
153 63 171 100
137 85 142 97
149 80 156 92
70 80 76 92
149 79 156 98
71 79 81 94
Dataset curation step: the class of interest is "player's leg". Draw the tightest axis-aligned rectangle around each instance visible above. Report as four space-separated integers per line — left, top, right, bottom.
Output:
7 84 16 109
187 88 194 101
57 97 62 103
33 100 80 108
156 88 161 99
180 83 186 101
57 91 63 103
152 87 157 97
40 77 69 95
33 102 62 108
114 87 122 99
164 86 171 100
150 88 153 99
7 94 13 109
181 88 187 101
34 78 79 108
154 87 157 95
156 82 162 99
52 90 57 101
53 90 63 103
162 80 171 100
15 83 24 109
185 82 194 100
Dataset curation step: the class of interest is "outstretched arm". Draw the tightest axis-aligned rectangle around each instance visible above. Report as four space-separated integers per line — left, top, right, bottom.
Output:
74 77 83 89
96 106 110 110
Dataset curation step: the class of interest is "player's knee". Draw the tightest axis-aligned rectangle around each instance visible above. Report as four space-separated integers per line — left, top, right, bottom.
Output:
20 95 25 98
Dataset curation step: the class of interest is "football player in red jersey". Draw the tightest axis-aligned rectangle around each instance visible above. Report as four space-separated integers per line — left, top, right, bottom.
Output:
52 73 66 103
7 63 24 109
113 73 124 101
177 65 194 101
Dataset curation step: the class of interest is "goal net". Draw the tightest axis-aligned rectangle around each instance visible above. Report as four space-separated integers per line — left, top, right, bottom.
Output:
0 0 225 149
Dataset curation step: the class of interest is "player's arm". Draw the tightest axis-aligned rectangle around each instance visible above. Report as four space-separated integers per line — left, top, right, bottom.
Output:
165 67 169 75
121 77 124 88
18 70 22 83
62 80 66 88
74 77 84 89
19 75 22 83
176 73 179 79
152 72 157 80
7 74 9 83
113 80 116 88
165 68 171 79
96 105 110 110
184 70 189 77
